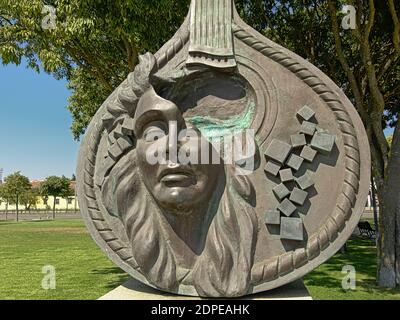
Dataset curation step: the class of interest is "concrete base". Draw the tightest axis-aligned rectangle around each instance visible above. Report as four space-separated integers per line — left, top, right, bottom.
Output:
99 278 312 300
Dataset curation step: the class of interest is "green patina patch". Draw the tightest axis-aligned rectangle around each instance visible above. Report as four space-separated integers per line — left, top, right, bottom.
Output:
188 100 255 139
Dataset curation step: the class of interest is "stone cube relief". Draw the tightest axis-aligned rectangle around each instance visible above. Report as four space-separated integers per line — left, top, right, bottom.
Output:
273 183 291 200
290 188 309 206
281 217 304 241
300 145 317 162
286 154 304 171
296 172 315 190
264 160 282 176
278 199 297 217
265 139 292 164
290 134 307 148
77 0 370 298
264 103 340 244
316 126 327 133
265 210 281 225
279 168 294 182
311 132 336 155
117 136 133 150
300 121 317 136
297 105 315 121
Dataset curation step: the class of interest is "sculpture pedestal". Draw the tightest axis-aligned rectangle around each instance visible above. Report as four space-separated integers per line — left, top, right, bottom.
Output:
98 278 312 300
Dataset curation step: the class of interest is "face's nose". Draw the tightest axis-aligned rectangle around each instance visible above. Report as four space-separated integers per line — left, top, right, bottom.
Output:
168 121 178 164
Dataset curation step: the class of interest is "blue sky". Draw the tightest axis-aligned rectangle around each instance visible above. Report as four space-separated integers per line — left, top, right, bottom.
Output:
0 61 78 180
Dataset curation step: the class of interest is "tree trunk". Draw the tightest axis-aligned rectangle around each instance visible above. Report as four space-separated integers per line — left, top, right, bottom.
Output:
393 123 400 286
371 177 379 236
53 197 56 220
5 202 8 221
16 195 19 222
377 121 400 287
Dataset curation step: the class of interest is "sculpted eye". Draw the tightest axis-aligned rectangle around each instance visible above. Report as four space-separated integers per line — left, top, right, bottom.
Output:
142 122 167 142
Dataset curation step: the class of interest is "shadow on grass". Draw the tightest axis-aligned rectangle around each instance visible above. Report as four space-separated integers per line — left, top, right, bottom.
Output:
305 237 400 297
90 267 131 289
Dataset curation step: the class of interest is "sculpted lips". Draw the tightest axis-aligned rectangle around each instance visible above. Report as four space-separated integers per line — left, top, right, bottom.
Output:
159 167 196 187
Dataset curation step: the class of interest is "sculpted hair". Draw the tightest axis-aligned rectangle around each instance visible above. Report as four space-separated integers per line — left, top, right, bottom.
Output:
101 149 259 297
100 52 259 297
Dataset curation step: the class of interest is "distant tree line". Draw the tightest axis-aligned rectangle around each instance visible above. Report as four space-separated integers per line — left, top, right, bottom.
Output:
0 172 75 221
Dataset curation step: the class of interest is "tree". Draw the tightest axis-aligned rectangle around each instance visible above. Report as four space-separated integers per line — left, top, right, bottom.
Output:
0 184 7 220
20 188 39 213
3 172 31 221
60 184 74 212
40 194 49 216
234 0 400 288
0 0 190 139
0 183 11 220
40 176 71 219
0 184 4 206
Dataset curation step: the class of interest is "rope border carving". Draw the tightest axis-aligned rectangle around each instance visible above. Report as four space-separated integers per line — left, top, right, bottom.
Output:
81 23 361 285
232 24 361 283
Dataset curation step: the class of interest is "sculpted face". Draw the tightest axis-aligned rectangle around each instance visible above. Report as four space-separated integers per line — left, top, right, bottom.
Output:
134 88 222 215
98 67 259 298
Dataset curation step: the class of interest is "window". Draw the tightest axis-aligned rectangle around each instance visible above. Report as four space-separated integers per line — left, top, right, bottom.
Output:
55 198 60 205
67 198 73 205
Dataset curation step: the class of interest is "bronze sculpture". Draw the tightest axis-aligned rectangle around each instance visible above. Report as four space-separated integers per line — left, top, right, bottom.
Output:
77 0 371 297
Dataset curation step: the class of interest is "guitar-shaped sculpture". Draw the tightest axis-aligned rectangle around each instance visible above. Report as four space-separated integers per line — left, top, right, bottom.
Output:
77 0 370 297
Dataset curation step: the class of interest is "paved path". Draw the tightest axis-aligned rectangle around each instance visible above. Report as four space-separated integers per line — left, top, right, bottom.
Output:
0 212 81 221
1 209 378 222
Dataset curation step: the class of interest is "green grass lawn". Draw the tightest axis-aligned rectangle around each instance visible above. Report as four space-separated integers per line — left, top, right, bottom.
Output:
0 218 399 300
304 238 400 300
0 219 129 300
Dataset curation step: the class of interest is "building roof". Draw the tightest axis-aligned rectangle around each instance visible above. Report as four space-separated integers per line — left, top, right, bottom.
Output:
30 180 76 191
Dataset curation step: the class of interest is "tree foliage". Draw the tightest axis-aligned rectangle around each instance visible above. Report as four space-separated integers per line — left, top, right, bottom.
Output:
19 188 40 210
40 176 71 198
3 172 31 203
60 181 74 202
40 175 72 218
0 0 190 139
0 184 7 205
2 172 31 219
